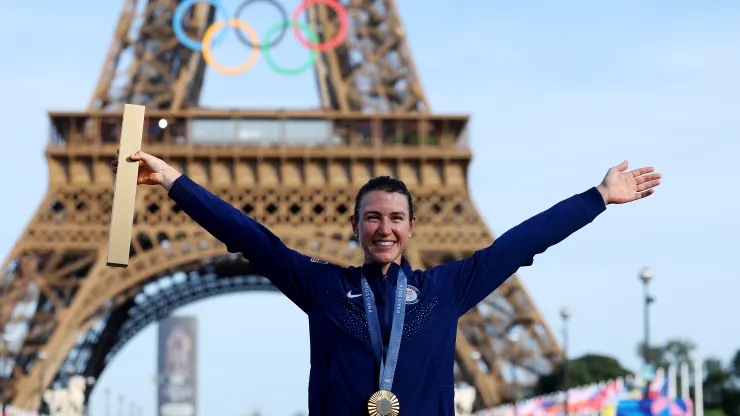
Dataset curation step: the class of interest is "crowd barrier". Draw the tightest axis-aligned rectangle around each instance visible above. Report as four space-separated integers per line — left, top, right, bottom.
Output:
471 361 704 416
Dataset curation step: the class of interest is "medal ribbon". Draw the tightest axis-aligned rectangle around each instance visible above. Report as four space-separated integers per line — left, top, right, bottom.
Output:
361 268 407 392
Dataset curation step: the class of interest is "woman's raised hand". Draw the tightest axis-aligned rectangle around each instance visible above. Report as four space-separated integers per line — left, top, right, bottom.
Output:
110 150 182 191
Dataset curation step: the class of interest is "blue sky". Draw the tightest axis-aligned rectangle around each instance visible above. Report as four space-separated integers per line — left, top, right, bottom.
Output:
1 0 738 414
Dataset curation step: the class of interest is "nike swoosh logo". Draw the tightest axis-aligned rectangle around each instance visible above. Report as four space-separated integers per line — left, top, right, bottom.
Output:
347 291 363 298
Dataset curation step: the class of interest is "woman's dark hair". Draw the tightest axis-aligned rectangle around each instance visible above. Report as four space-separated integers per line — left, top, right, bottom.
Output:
353 176 414 221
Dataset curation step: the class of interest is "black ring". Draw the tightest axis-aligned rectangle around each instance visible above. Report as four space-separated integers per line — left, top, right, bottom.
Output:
233 0 289 49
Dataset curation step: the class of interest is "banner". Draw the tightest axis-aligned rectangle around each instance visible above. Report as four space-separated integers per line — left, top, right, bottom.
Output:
157 316 197 416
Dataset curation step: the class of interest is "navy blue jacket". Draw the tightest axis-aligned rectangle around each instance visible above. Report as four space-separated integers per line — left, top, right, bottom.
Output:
167 175 607 415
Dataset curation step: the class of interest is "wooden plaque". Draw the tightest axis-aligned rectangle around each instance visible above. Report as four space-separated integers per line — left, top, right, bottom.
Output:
106 104 146 267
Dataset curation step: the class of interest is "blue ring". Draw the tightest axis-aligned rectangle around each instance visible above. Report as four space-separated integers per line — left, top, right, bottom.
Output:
173 0 230 51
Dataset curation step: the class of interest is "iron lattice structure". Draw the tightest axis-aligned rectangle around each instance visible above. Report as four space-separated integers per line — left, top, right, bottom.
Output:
0 0 563 411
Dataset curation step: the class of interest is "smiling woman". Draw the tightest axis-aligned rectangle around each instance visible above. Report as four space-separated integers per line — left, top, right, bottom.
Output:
350 177 416 272
112 151 660 416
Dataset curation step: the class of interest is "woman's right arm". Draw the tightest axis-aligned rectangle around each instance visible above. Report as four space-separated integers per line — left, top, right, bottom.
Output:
117 151 325 313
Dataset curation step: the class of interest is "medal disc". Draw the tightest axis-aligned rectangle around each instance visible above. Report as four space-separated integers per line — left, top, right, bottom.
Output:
367 390 399 416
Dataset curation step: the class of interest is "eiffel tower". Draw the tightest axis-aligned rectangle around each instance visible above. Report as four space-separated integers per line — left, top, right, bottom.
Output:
0 0 564 411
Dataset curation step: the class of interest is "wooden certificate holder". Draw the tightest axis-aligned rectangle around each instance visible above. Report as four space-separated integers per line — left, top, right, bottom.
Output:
106 104 145 267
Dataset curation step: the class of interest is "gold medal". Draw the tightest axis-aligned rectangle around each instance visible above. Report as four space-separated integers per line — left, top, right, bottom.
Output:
367 390 400 416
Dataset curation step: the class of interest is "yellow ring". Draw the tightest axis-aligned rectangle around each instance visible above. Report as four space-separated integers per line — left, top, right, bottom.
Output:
202 19 260 76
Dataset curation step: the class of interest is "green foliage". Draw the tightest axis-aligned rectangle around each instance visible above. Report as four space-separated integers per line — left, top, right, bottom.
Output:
731 350 740 378
635 338 697 369
705 409 727 416
700 349 740 416
721 388 740 416
535 353 631 395
705 357 730 408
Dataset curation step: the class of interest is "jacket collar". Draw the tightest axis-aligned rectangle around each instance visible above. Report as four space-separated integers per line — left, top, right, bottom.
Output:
360 257 414 283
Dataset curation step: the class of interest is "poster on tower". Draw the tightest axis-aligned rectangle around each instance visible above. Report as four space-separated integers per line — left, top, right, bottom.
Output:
157 316 197 416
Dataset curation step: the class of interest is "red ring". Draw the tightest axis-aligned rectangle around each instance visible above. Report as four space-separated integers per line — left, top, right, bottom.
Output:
292 0 348 52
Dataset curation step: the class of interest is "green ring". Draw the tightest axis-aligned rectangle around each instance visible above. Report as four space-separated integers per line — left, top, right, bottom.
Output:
262 20 318 76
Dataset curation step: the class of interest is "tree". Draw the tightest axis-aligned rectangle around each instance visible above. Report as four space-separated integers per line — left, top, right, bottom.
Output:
704 357 730 408
721 349 740 416
635 338 696 369
698 348 740 416
722 389 740 416
732 349 740 378
663 338 697 366
635 342 670 369
535 353 632 395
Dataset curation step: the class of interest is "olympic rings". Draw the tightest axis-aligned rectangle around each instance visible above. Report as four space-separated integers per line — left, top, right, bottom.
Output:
173 0 230 52
172 0 349 76
202 19 261 76
233 0 288 49
291 0 348 52
263 21 318 76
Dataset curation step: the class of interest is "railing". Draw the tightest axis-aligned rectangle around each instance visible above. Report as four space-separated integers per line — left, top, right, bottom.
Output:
46 110 470 149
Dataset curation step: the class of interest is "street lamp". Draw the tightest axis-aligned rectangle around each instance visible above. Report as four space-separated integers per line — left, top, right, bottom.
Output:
560 307 571 416
639 267 655 366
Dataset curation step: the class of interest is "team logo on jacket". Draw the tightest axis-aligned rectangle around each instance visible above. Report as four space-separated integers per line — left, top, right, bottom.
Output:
406 285 420 304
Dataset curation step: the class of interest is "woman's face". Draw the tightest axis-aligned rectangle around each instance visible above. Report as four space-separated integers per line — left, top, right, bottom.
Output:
352 190 416 272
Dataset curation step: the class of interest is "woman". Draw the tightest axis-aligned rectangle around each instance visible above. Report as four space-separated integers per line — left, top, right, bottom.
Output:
112 151 660 415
